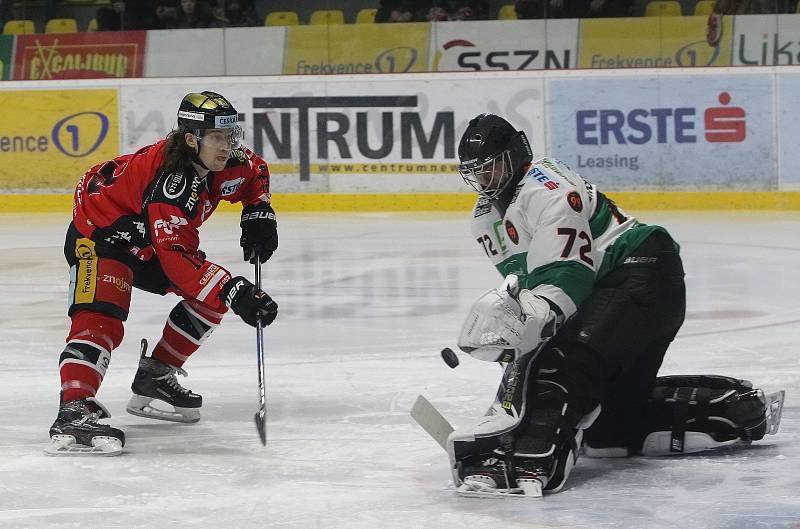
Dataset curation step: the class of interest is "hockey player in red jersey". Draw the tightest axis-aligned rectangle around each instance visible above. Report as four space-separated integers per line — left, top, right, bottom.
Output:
444 113 785 497
46 91 279 456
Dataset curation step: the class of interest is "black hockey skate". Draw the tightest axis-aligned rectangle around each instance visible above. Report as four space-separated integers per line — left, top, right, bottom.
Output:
126 339 202 423
45 397 124 456
458 444 551 498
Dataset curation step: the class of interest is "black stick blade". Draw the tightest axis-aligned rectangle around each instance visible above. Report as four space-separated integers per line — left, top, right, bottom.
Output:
254 409 266 446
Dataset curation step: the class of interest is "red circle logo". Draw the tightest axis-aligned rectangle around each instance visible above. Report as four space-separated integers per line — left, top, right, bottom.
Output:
567 191 583 212
505 219 519 244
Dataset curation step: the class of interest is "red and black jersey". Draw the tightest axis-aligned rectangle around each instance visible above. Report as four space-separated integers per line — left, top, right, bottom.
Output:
72 138 270 307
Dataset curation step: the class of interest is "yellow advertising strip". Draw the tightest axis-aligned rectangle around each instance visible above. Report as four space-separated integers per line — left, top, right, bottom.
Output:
284 22 429 75
579 16 732 69
0 89 119 189
4 192 800 213
73 238 97 305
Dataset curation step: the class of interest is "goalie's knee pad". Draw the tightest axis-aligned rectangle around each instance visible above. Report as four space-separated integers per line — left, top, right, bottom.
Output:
639 374 784 456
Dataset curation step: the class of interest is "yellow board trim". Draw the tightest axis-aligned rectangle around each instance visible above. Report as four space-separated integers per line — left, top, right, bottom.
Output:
2 192 800 213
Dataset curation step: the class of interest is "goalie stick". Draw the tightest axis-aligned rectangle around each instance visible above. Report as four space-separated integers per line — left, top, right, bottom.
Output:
410 394 454 451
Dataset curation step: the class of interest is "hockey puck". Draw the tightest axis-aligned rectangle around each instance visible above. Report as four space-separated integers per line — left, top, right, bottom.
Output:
441 347 459 368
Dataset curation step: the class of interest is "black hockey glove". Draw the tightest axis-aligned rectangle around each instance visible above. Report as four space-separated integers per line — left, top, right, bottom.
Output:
220 276 278 327
240 203 278 264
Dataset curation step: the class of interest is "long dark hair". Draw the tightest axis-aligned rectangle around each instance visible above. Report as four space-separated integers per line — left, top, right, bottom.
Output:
162 130 197 175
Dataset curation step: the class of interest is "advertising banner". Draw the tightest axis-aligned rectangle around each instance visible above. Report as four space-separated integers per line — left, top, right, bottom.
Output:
732 14 800 66
546 74 773 189
429 19 578 72
0 89 119 189
579 16 732 68
14 32 145 80
120 75 544 193
0 35 13 80
778 73 800 188
284 23 430 75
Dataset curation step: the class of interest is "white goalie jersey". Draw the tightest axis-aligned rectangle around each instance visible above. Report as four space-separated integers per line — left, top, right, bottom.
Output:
470 157 665 321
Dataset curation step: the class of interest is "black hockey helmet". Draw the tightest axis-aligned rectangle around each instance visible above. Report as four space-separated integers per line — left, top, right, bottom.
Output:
458 113 532 199
177 91 242 148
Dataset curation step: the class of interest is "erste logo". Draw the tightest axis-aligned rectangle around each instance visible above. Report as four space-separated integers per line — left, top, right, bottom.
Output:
577 92 746 145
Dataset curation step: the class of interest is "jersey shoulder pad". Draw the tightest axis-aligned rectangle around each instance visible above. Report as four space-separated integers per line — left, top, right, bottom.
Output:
148 169 204 217
226 147 269 177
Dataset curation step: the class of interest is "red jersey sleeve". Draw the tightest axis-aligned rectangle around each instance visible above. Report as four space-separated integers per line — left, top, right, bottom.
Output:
222 147 271 206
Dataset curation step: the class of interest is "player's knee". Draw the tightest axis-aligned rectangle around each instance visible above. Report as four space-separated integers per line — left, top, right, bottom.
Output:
68 310 124 351
170 300 224 343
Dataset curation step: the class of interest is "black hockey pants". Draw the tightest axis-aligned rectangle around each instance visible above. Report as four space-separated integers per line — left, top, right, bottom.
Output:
548 229 686 452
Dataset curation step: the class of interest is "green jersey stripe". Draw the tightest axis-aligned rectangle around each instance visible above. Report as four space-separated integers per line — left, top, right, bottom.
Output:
589 200 612 239
597 223 671 279
522 260 596 308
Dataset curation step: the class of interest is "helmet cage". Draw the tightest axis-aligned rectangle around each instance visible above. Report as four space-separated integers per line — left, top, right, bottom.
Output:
459 149 514 199
194 125 243 150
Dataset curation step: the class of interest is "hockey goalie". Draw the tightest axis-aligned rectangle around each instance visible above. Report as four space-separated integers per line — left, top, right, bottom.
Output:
442 113 785 498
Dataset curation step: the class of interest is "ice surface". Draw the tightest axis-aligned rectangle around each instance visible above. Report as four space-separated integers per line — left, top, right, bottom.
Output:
0 211 798 529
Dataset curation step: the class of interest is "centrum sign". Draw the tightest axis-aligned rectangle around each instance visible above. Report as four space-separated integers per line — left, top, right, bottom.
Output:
14 32 146 80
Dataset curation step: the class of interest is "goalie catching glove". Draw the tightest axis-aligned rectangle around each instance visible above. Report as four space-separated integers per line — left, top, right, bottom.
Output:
457 275 558 362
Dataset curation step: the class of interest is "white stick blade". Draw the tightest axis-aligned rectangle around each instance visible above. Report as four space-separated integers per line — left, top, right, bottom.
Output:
410 395 454 451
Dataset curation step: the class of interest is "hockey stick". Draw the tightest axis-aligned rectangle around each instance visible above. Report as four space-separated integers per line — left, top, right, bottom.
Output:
410 395 454 451
254 260 267 446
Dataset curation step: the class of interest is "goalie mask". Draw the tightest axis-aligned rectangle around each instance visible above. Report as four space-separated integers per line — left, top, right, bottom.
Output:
458 114 533 200
177 91 243 150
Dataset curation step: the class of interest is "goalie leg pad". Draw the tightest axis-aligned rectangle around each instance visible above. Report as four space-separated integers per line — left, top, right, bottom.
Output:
450 347 602 496
640 374 783 455
448 352 539 491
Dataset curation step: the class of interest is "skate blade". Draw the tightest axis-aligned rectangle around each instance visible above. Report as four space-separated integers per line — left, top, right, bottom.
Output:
44 435 123 456
457 481 543 499
126 395 200 424
765 390 785 435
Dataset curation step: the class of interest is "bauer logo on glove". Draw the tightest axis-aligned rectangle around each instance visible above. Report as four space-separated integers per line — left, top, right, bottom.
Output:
240 202 278 264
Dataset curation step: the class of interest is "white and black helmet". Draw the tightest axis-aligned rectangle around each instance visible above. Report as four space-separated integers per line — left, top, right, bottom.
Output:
458 114 532 199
